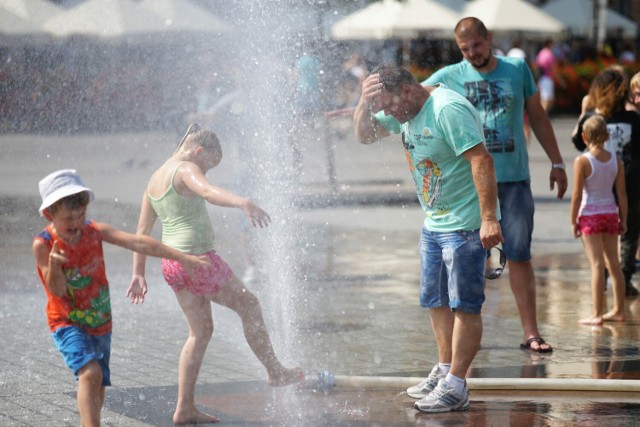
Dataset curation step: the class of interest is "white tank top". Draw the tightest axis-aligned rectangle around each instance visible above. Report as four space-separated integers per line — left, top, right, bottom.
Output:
579 151 618 216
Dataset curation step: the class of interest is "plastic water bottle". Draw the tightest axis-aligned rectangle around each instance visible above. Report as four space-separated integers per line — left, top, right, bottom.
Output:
316 371 335 391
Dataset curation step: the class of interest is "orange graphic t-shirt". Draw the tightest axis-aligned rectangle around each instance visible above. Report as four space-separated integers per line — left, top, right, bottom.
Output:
34 220 112 335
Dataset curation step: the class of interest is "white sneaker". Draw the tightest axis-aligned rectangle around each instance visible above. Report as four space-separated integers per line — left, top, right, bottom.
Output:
414 379 470 413
406 365 444 399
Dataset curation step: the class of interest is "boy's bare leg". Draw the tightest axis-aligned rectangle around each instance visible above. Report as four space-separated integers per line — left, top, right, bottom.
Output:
174 291 220 425
212 277 304 386
76 361 103 427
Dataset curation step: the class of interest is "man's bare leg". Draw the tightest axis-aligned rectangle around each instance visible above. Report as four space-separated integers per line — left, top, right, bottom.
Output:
509 260 552 352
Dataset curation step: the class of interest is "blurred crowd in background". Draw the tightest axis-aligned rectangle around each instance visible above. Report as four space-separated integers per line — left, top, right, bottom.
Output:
1 1 639 134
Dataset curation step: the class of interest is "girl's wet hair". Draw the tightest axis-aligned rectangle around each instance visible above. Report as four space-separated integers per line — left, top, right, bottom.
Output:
175 123 221 154
582 114 609 147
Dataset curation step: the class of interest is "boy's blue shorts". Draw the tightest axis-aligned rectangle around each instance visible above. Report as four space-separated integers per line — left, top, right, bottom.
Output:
51 326 111 386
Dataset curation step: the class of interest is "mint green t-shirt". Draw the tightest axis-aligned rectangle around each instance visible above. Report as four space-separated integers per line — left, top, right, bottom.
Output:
378 86 498 232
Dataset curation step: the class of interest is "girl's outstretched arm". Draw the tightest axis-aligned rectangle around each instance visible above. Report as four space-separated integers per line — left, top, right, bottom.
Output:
179 162 271 228
127 190 158 303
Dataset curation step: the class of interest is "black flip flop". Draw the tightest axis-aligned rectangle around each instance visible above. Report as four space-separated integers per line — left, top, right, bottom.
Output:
520 337 553 353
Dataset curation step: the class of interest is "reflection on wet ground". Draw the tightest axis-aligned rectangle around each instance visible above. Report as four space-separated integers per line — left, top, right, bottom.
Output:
102 381 640 426
289 221 640 380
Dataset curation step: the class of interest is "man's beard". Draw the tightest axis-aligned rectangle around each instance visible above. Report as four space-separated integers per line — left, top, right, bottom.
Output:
471 54 491 69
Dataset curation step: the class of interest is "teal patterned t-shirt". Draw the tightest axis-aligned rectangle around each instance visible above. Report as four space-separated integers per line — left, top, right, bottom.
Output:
425 56 537 183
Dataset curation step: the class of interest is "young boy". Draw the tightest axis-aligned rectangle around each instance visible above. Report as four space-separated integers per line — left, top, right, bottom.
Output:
32 169 210 427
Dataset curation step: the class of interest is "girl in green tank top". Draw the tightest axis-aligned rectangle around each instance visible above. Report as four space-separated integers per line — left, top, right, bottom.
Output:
127 123 304 424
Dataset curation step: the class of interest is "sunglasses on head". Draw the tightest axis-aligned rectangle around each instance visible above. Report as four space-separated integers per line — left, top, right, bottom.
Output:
484 247 506 280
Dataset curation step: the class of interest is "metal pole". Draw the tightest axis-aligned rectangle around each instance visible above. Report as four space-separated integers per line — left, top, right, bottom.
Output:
592 0 599 44
317 1 338 193
597 0 608 52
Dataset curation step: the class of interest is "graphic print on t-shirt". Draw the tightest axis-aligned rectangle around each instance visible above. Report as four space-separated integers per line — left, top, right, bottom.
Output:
605 122 632 159
463 79 515 154
416 158 445 211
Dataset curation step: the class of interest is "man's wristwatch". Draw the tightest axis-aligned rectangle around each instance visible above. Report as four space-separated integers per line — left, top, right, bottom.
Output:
552 163 565 170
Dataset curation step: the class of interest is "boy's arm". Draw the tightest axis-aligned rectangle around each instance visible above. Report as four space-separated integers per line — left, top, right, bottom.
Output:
97 221 211 280
32 239 69 298
97 221 190 261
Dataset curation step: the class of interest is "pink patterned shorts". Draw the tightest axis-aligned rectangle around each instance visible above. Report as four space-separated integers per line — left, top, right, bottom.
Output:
578 213 620 236
161 251 234 296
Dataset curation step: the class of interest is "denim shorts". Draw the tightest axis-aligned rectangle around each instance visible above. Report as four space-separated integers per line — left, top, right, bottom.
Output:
418 226 487 314
498 181 534 261
52 326 111 386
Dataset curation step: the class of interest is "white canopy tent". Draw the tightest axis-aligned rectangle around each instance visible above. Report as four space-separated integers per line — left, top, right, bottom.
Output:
331 0 460 40
0 0 61 42
541 0 638 39
330 0 462 64
462 0 567 35
137 0 231 35
0 10 42 36
43 0 230 39
1 0 62 34
43 0 166 39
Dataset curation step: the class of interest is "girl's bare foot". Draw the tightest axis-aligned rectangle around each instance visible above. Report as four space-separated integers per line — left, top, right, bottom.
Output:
603 311 626 322
268 366 304 387
173 408 220 425
578 316 603 326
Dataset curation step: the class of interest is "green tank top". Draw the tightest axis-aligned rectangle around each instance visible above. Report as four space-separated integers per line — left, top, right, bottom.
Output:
148 163 215 254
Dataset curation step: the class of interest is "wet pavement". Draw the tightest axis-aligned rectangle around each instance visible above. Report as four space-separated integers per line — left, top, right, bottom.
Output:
2 116 640 426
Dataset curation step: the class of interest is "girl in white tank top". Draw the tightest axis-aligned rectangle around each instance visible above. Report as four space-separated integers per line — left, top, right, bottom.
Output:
570 115 627 326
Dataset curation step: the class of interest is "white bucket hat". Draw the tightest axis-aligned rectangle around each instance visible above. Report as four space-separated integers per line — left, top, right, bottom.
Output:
38 169 94 216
